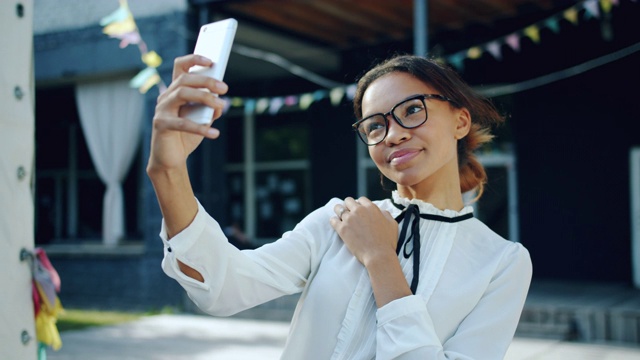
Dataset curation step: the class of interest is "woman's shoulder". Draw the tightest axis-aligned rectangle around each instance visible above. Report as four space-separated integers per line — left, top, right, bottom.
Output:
459 217 509 243
293 197 343 230
452 219 532 286
458 218 531 263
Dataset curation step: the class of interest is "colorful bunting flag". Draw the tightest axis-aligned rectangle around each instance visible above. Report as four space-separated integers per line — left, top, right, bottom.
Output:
564 8 580 24
448 52 466 71
584 0 602 18
544 17 561 33
244 98 256 115
345 84 357 100
505 34 521 52
102 16 136 37
313 89 327 101
600 0 614 12
32 248 64 353
486 41 502 60
285 95 298 106
256 98 270 114
269 97 284 115
330 87 345 106
467 47 483 59
231 97 244 107
142 51 162 68
99 0 130 26
523 25 541 43
299 93 314 110
117 31 141 48
129 67 159 94
139 73 161 94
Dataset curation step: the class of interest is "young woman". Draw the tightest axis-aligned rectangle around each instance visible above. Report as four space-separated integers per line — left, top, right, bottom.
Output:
148 53 532 359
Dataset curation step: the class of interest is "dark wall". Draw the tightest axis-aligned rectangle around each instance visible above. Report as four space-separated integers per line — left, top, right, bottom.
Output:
513 52 640 283
48 252 184 311
309 99 358 209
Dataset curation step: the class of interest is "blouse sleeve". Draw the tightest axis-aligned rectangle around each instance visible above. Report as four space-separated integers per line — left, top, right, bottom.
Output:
160 198 338 316
375 242 532 360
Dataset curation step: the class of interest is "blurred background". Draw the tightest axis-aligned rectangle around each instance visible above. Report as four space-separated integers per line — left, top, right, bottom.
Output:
22 0 640 350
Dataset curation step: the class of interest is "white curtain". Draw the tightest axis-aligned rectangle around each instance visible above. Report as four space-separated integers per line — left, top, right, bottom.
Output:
75 79 144 246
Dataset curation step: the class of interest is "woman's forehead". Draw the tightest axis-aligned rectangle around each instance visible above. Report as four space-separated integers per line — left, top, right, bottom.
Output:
361 72 434 113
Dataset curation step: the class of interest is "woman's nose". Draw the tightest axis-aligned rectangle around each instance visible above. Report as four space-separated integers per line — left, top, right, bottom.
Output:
384 116 410 145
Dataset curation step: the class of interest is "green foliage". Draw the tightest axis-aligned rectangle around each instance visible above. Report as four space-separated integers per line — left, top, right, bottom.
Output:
56 309 144 332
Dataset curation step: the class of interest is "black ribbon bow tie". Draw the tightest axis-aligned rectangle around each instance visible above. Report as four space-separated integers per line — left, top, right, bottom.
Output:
393 202 474 294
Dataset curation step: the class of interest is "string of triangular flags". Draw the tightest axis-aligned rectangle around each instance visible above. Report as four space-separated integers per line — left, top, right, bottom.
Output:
100 0 167 94
445 0 632 71
101 0 635 116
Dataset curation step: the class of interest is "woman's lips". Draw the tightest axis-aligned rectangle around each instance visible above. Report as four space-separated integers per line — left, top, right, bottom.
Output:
388 148 421 165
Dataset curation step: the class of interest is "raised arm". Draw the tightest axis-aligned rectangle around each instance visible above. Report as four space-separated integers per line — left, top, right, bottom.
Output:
146 54 228 281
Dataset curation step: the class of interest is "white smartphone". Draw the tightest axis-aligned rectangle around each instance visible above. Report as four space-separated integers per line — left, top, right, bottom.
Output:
182 18 238 124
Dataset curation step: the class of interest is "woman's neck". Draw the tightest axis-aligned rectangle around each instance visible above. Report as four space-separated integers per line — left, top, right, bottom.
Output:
396 177 465 212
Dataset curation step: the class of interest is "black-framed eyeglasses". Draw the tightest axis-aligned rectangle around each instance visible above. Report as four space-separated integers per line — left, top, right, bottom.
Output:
352 94 456 146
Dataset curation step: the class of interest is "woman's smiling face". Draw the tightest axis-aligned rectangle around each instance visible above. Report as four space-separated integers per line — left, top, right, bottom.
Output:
361 71 471 201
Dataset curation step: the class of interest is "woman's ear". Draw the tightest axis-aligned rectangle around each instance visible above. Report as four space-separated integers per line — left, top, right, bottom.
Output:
454 108 472 140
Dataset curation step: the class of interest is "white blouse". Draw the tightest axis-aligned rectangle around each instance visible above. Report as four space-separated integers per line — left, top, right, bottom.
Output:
160 191 532 359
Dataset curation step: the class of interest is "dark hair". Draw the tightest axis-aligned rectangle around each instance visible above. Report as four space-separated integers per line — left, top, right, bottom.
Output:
353 54 504 199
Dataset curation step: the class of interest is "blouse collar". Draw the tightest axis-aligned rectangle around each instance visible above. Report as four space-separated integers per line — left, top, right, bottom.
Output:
391 190 474 218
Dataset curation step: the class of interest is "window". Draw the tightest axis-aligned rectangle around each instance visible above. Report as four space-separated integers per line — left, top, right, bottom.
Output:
225 110 311 244
35 86 142 244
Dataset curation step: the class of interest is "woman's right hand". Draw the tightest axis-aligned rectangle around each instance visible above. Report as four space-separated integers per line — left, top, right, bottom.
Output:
148 54 229 173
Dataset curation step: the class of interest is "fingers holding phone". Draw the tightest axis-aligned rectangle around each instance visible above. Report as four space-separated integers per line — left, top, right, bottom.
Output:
148 57 226 173
154 56 227 135
148 19 237 171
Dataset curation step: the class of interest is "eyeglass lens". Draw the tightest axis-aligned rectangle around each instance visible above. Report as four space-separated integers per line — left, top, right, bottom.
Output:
357 97 427 145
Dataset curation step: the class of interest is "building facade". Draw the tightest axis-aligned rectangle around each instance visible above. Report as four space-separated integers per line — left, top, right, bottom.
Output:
33 0 640 315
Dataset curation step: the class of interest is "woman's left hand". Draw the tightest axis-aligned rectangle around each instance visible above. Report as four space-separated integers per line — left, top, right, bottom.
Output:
331 197 412 307
329 197 398 267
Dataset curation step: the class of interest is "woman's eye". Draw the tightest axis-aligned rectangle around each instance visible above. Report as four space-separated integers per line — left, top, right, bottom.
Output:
405 105 424 116
366 121 385 134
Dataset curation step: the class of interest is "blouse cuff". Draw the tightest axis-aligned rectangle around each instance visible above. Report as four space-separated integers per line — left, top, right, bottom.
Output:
160 199 217 292
377 295 427 326
159 198 207 256
377 295 442 358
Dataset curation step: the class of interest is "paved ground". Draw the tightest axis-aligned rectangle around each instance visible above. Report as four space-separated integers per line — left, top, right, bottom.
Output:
46 314 640 360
